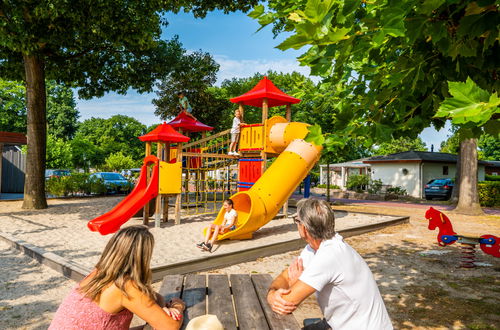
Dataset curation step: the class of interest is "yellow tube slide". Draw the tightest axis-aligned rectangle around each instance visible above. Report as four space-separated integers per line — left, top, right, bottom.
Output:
210 116 322 240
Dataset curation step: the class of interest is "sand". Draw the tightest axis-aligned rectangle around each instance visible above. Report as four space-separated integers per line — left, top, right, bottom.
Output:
1 196 499 329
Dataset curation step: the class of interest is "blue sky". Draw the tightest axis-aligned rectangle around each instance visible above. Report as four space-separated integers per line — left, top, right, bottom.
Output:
76 10 451 150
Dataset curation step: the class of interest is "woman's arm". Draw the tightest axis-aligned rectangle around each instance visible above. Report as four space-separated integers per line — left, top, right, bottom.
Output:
121 282 184 330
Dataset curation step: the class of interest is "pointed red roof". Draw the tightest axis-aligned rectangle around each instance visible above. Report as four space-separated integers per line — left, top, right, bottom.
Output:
230 76 301 108
139 122 190 143
167 111 214 132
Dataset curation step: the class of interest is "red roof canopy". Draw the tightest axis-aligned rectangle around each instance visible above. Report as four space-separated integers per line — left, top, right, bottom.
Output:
0 131 27 145
167 112 214 132
230 76 301 108
139 122 190 143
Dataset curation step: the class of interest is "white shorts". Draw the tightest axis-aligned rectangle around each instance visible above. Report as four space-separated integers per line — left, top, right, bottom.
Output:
231 133 240 143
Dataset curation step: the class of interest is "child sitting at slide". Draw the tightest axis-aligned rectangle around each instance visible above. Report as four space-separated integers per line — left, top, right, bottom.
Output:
197 199 237 252
49 225 185 330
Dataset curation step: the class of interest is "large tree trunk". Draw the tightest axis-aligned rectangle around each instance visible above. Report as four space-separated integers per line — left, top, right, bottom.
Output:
22 54 48 209
450 147 461 204
453 138 483 215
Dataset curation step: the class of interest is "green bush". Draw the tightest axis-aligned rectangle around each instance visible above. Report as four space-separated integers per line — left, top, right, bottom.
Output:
46 173 107 197
316 183 341 189
478 181 500 207
368 179 383 194
485 174 500 181
346 174 369 193
385 186 408 200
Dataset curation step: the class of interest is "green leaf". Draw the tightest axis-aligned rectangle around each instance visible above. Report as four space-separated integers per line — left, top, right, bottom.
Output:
418 0 446 15
276 34 312 50
248 5 265 19
435 77 500 126
305 124 325 146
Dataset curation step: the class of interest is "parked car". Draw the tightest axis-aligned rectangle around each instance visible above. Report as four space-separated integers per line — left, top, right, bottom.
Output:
89 172 133 194
45 169 71 180
424 178 454 200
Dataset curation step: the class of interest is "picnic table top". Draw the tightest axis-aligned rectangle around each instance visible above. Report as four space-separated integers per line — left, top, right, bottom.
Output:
155 274 301 330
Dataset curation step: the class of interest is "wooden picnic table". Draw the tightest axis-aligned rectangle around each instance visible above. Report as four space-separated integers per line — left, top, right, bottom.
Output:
155 274 301 330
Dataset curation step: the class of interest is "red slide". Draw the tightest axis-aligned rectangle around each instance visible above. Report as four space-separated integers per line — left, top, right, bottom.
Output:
88 155 159 235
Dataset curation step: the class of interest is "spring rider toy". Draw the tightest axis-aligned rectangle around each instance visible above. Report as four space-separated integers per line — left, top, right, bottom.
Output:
425 207 499 268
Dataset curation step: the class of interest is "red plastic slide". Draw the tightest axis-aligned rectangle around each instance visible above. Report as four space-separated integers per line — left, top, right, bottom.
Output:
88 155 159 235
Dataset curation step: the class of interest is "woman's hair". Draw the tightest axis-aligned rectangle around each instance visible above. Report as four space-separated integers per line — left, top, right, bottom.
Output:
296 198 335 240
80 225 156 302
223 198 234 207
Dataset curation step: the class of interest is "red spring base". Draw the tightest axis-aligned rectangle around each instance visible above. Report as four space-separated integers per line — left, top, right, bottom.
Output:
459 243 476 268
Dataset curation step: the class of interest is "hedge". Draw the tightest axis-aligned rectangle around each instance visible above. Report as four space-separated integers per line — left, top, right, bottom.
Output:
478 181 500 207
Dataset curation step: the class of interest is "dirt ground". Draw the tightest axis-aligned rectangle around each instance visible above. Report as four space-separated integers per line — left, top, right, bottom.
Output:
1 200 499 329
208 203 500 330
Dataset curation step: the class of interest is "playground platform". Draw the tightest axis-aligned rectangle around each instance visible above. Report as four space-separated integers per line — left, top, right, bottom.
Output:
0 196 408 282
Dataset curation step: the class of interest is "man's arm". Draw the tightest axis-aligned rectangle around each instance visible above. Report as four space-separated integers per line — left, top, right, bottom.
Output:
267 270 316 314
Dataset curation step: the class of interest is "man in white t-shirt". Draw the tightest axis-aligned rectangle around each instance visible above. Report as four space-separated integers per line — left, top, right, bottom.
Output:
267 199 392 329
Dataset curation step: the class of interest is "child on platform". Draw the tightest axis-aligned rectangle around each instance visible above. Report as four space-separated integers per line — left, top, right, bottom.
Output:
177 91 196 120
228 109 243 156
197 199 237 252
49 225 185 330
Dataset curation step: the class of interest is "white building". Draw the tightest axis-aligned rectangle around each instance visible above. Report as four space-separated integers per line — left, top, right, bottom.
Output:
319 159 371 189
364 151 487 198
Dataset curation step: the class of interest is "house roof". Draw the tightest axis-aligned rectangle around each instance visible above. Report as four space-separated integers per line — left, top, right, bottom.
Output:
484 160 500 167
0 132 27 145
139 122 190 143
229 76 301 108
166 112 214 132
364 151 489 165
320 158 371 168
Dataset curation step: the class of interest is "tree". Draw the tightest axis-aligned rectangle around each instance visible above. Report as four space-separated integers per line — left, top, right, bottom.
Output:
103 152 136 172
76 115 147 165
374 137 427 156
46 134 73 169
0 0 257 209
153 51 231 130
435 78 499 214
250 0 499 214
478 134 500 160
0 79 79 139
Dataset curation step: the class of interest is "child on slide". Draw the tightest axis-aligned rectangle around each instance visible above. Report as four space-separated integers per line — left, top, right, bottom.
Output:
197 199 237 252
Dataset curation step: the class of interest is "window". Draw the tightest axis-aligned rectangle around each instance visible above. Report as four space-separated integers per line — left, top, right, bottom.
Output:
443 166 449 175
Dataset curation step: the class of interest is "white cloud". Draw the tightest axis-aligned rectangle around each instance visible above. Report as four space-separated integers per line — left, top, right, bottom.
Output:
76 91 160 126
214 55 318 84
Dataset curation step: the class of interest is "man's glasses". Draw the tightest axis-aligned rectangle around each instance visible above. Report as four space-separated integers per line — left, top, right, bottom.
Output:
292 215 301 225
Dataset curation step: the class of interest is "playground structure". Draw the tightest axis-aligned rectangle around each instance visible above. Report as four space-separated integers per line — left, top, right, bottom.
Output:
89 77 322 239
425 207 500 268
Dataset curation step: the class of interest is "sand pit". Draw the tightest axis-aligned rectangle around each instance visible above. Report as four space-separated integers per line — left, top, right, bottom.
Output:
0 196 402 273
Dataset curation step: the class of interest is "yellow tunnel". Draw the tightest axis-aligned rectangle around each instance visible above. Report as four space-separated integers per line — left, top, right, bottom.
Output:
210 116 322 240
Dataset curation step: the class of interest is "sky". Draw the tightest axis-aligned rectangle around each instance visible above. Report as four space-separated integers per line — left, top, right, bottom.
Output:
75 10 451 151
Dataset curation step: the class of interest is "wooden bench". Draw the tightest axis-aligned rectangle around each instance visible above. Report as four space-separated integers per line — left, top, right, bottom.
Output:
150 274 301 330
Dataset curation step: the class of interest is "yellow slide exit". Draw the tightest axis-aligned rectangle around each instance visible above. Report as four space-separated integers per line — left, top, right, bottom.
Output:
211 116 322 240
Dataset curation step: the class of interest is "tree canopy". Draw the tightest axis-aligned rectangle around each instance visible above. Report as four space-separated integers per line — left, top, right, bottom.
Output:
0 79 79 139
250 0 499 144
374 137 427 156
0 0 259 208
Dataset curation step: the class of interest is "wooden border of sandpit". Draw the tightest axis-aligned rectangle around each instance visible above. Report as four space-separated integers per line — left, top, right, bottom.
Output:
0 215 409 282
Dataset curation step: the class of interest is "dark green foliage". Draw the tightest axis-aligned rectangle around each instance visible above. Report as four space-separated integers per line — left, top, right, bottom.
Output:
46 173 109 197
477 181 500 207
0 79 79 139
75 115 147 165
374 137 427 156
346 174 369 192
485 174 500 182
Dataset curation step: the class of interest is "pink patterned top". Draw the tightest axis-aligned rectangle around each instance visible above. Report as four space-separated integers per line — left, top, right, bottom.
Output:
49 285 133 330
